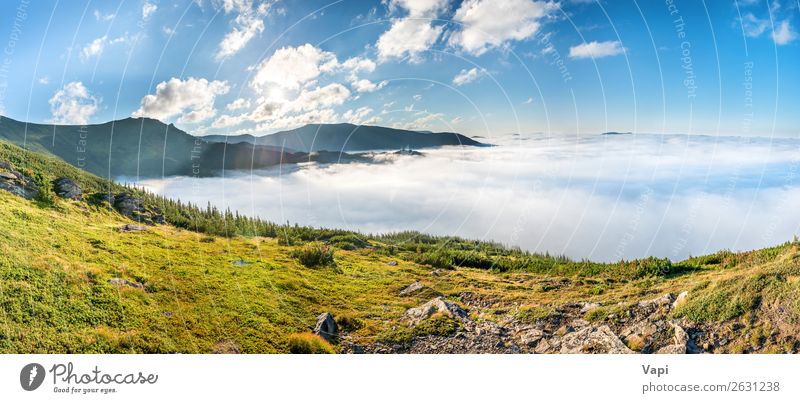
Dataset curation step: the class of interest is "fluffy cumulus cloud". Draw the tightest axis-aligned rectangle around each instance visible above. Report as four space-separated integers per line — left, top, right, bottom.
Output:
377 18 443 62
568 40 625 59
376 0 449 62
49 81 99 125
285 83 351 113
226 98 251 111
214 0 275 61
132 77 230 123
450 0 558 56
351 79 387 93
251 44 338 90
343 106 380 125
772 20 797 45
452 67 484 86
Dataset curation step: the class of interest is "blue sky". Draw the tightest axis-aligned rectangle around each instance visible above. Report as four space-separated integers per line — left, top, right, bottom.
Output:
0 0 797 137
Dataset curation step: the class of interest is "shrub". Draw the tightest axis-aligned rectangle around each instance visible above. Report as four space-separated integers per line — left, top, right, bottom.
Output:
329 234 369 250
336 314 364 332
291 242 335 268
287 333 335 354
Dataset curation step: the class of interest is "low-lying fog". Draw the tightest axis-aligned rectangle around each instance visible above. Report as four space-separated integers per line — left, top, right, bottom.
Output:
138 133 800 262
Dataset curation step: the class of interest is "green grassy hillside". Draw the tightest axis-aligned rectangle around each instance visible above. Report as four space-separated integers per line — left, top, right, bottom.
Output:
1 139 799 353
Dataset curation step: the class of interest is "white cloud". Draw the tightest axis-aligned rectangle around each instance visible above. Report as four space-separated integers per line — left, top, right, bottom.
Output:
257 108 339 131
450 0 558 56
452 67 484 86
80 36 107 61
377 18 443 62
343 106 380 125
214 0 272 60
142 2 157 20
38 76 49 85
522 97 533 104
80 35 129 62
351 79 387 93
388 0 449 17
132 77 230 122
251 44 338 90
741 13 769 38
93 10 115 21
49 81 99 125
772 20 797 45
216 14 265 60
285 83 351 113
226 98 251 111
568 40 625 59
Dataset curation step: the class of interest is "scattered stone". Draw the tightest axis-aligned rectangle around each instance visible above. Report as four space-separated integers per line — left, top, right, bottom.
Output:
560 325 634 354
119 224 147 232
213 340 241 354
399 281 425 296
430 269 442 276
404 297 467 326
387 260 398 266
314 312 338 343
231 259 252 267
580 302 600 313
53 177 82 200
114 193 144 218
519 329 545 346
108 278 144 290
672 291 689 309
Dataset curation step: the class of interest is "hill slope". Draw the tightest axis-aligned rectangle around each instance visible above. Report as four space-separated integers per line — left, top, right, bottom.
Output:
0 116 371 179
203 123 487 152
1 140 799 354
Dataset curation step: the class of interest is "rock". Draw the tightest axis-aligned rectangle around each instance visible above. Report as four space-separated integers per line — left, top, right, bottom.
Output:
108 278 144 289
114 193 143 218
580 302 600 313
113 192 165 225
656 322 690 354
672 291 689 309
559 325 634 354
399 281 425 296
387 260 398 266
519 329 545 346
0 162 40 200
213 340 241 354
638 293 674 308
430 269 442 276
313 312 338 343
53 177 82 200
119 224 147 232
404 297 467 326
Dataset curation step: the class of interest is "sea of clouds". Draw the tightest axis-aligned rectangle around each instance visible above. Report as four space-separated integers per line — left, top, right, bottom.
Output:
139 133 800 262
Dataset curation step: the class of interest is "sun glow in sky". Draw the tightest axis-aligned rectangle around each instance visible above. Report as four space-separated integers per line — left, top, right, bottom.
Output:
0 0 798 137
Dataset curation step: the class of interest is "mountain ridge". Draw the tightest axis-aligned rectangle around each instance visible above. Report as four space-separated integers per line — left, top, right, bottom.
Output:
0 116 484 179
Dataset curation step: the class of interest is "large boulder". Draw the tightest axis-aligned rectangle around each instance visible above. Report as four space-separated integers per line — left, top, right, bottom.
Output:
0 161 40 200
404 297 467 326
53 177 82 200
113 192 165 225
399 281 425 296
313 312 338 343
559 325 634 354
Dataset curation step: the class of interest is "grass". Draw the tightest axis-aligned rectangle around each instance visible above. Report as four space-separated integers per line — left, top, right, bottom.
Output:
287 333 335 354
2 139 800 353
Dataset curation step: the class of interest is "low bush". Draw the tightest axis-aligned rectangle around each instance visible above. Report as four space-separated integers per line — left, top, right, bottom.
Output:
287 333 335 354
291 242 335 268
